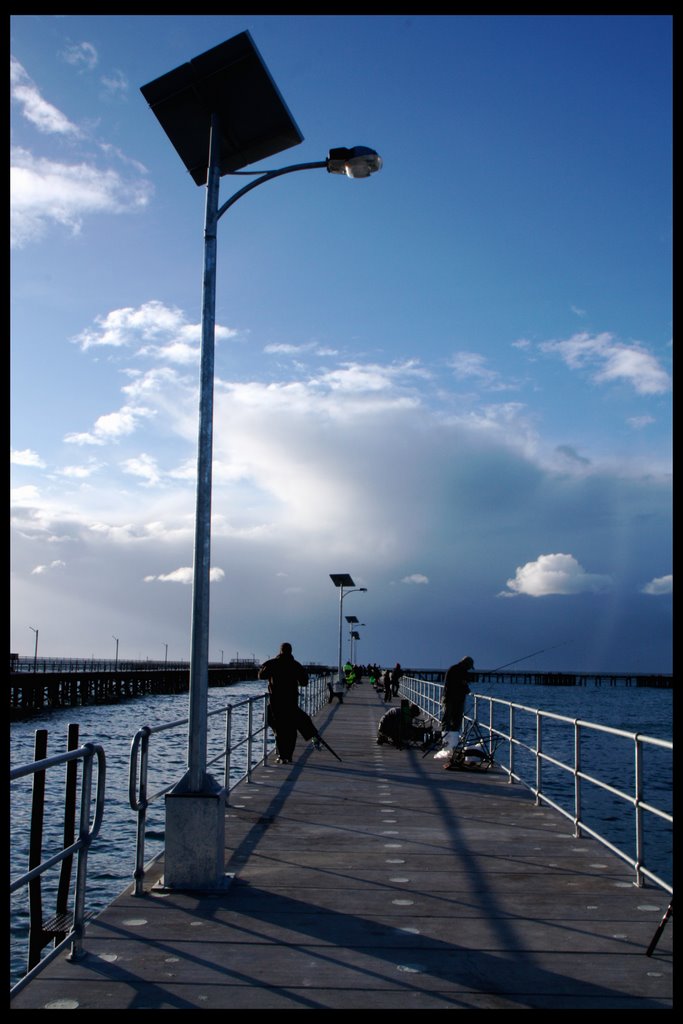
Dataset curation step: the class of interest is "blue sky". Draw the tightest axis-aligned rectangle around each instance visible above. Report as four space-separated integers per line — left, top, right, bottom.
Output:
10 14 672 672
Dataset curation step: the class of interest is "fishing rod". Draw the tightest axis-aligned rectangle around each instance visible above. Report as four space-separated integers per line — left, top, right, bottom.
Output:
486 641 571 674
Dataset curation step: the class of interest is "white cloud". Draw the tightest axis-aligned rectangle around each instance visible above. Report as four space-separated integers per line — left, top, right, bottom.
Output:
60 43 98 71
401 574 429 585
146 567 225 584
100 70 128 99
64 404 155 446
31 559 66 575
449 351 505 389
11 448 46 468
121 453 161 486
627 415 655 429
11 146 152 248
500 553 614 597
539 332 671 395
73 300 237 360
10 57 81 135
58 461 103 479
641 574 672 596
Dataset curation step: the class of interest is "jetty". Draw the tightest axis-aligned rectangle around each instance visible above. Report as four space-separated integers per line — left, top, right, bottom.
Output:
10 684 672 1009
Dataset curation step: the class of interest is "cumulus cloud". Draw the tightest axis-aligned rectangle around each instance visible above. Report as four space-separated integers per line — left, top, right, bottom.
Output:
641 574 672 596
64 404 156 446
72 300 237 360
539 332 670 395
499 553 614 597
11 448 46 468
401 574 429 585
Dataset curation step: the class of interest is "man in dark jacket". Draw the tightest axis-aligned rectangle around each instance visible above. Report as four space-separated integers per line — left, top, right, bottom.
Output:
258 642 308 763
442 656 474 733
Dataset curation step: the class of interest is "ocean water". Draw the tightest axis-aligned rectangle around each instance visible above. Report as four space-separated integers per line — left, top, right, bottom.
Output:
9 680 672 988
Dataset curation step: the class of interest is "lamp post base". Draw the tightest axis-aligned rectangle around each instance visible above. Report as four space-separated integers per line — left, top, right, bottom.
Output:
163 772 229 891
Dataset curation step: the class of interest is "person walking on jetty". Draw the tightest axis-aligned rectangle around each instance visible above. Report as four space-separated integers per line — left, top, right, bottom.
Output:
391 662 403 696
382 668 392 702
435 655 474 760
258 642 308 764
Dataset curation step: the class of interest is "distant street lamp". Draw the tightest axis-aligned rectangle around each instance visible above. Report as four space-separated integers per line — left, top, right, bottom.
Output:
141 32 381 891
330 575 367 688
112 635 119 670
29 626 38 672
345 615 358 660
164 643 168 665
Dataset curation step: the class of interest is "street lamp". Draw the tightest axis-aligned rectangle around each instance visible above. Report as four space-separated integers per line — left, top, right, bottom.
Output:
29 626 38 672
141 32 381 890
330 575 367 689
112 635 119 671
345 615 359 660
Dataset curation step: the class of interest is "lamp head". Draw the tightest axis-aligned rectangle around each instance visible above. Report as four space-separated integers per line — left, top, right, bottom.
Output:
327 146 382 178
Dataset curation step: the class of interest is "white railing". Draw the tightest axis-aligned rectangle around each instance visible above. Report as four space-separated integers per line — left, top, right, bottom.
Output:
9 742 106 995
401 676 673 894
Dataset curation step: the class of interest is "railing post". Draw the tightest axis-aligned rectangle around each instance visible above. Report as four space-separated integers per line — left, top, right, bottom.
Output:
535 712 542 805
262 693 269 765
508 704 514 783
635 737 644 887
131 727 151 896
68 746 94 961
247 701 254 782
574 721 582 837
224 706 232 791
27 729 48 972
56 723 80 918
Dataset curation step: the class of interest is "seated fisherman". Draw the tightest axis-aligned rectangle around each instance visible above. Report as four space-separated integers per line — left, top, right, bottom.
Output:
376 700 422 749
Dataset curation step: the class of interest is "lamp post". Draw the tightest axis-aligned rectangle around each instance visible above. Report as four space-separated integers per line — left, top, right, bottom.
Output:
345 615 358 660
141 33 381 890
112 635 119 671
330 575 367 688
29 626 38 672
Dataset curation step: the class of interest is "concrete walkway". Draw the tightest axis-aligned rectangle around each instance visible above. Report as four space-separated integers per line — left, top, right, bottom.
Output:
11 685 673 1009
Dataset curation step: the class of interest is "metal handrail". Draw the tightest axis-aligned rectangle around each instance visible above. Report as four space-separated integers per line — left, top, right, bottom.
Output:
401 677 673 894
9 742 106 994
128 675 331 894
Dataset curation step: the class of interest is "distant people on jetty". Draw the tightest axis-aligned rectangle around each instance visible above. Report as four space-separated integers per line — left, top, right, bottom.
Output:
391 662 403 696
434 655 474 761
258 642 308 764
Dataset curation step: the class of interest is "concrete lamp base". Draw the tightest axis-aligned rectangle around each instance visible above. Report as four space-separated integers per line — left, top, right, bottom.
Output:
162 772 231 891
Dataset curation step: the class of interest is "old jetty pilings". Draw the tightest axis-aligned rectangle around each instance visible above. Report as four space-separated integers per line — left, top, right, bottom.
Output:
9 659 329 718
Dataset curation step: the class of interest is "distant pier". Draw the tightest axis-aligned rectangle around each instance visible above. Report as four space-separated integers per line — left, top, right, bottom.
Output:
9 660 671 717
8 658 328 718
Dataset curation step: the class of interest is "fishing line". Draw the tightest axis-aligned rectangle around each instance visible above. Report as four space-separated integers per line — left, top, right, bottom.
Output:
487 640 571 673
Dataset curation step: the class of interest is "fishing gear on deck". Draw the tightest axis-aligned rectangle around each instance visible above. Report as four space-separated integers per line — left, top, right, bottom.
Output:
296 707 342 762
645 898 672 957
